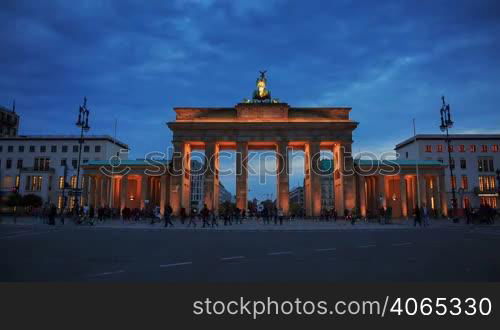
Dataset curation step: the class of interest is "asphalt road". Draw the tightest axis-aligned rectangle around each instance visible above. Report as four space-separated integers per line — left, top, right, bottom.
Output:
2 224 500 282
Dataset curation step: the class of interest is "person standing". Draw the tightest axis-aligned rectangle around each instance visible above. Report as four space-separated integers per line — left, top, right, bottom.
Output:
48 204 57 226
278 208 284 225
210 209 218 227
421 204 430 227
201 204 210 228
414 206 422 227
188 208 197 228
180 207 187 225
164 204 174 227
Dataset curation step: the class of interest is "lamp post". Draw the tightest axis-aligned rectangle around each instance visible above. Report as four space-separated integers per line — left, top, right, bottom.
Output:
496 169 500 207
73 97 90 213
439 96 458 221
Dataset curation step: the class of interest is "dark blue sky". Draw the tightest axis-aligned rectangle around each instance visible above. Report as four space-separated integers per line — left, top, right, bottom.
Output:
1 0 500 198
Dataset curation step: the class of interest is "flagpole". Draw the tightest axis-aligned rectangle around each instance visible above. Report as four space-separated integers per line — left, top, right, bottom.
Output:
413 119 421 209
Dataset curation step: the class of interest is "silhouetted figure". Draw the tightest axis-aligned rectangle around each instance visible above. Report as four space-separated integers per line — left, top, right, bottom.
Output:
164 204 174 227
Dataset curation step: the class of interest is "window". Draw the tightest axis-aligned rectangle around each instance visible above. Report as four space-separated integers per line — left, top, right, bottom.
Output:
448 145 454 152
425 145 432 152
481 145 488 152
461 175 468 190
470 145 476 152
459 145 465 152
72 159 78 168
478 157 494 172
95 145 101 153
73 145 79 152
71 176 77 189
59 176 65 189
492 145 499 152
463 197 470 209
0 146 2 152
51 145 57 153
460 159 466 169
17 159 23 169
15 175 20 189
450 158 455 169
60 159 67 166
26 176 43 191
7 145 13 152
34 157 50 171
62 145 68 153
83 159 88 164
18 145 24 152
6 159 12 169
405 152 408 159
437 158 444 163
40 145 46 153
29 145 35 152
84 145 90 152
436 145 443 152
451 175 457 190
479 175 496 192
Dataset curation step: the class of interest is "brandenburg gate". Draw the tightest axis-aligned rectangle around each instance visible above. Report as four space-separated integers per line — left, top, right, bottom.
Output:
81 72 448 220
167 72 358 216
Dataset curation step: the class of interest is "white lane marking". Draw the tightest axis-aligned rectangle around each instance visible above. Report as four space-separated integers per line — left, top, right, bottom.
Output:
221 256 245 261
160 262 193 268
315 248 337 252
92 270 125 277
268 251 292 256
358 244 376 248
392 242 412 247
0 229 60 239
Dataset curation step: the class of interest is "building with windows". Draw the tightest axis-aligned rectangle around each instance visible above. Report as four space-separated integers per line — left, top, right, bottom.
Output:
395 134 500 209
0 104 19 137
0 135 128 209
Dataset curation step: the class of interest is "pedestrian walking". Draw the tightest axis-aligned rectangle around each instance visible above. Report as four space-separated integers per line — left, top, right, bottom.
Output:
180 207 187 225
421 204 430 227
164 204 174 227
278 208 284 225
188 208 197 228
210 209 218 227
201 204 210 228
48 203 57 225
414 206 422 227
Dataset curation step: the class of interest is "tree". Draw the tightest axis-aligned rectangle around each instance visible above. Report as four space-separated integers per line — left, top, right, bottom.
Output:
6 192 22 208
22 194 43 208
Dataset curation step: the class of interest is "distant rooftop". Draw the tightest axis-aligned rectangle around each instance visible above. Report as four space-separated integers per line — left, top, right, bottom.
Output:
0 134 128 149
396 134 500 149
0 104 16 113
355 159 445 167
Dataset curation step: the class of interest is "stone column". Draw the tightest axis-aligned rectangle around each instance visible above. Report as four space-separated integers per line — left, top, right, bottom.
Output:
100 176 108 207
309 141 322 217
81 174 89 206
140 175 148 209
169 142 185 215
439 174 448 217
276 141 290 215
342 143 356 213
120 175 128 211
160 175 168 216
419 175 427 208
377 174 387 210
236 141 248 212
400 175 408 218
89 176 96 208
204 141 219 213
334 144 344 215
94 176 101 208
359 175 367 218
304 144 312 217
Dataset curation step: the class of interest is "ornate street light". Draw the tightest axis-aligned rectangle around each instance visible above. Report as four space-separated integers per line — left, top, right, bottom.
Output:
73 97 90 213
439 96 458 221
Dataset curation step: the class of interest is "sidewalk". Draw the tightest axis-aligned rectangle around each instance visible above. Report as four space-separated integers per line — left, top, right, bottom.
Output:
1 215 493 231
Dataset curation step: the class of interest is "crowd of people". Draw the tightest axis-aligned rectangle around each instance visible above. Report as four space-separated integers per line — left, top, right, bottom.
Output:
10 201 498 227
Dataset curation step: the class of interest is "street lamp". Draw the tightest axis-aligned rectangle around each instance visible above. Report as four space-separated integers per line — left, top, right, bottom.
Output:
73 97 90 213
439 96 458 221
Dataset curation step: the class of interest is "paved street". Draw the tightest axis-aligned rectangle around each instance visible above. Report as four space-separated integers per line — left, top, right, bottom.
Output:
1 219 500 282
